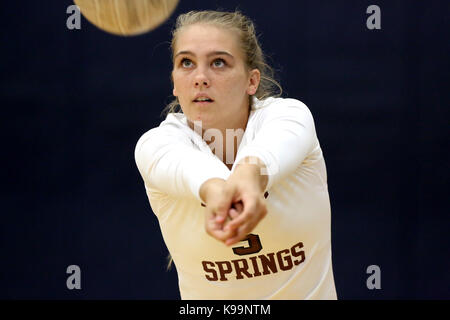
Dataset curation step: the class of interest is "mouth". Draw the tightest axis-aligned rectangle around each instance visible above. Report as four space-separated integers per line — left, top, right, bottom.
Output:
193 95 214 105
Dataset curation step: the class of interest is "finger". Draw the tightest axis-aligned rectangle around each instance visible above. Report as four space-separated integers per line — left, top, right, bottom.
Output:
233 201 244 213
226 236 243 246
206 219 235 241
224 214 247 232
215 214 226 223
225 226 249 246
213 203 231 224
225 206 266 246
206 207 223 230
229 196 267 229
231 219 259 244
224 203 255 231
228 208 240 220
205 216 219 235
206 215 236 242
214 193 235 223
209 229 233 242
218 199 243 223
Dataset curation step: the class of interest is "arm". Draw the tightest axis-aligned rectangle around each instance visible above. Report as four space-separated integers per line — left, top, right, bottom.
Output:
221 156 268 245
200 158 268 245
135 127 230 201
233 100 317 191
222 101 317 245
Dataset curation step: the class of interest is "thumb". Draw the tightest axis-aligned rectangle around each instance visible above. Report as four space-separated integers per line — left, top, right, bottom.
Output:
215 202 230 223
214 189 234 223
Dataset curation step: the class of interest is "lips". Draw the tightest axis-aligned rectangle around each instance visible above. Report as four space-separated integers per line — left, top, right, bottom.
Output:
194 98 213 102
193 93 214 103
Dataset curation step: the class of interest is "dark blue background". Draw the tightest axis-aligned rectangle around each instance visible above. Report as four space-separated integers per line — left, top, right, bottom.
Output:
1 0 449 299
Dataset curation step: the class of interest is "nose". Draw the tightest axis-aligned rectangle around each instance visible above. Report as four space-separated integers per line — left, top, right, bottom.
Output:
195 80 209 87
194 68 210 88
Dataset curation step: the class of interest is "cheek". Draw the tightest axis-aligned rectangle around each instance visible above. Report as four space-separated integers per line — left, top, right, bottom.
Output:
172 73 187 92
221 75 249 101
229 70 250 92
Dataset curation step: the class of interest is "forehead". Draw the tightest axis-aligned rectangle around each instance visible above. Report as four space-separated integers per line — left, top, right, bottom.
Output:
174 24 242 58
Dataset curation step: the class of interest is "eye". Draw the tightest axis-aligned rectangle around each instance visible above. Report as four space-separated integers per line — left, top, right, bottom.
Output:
180 58 194 68
212 58 226 68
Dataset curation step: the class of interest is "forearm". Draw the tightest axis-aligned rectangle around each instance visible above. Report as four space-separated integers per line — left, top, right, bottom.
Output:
135 129 230 200
234 102 316 190
199 178 226 203
233 156 268 193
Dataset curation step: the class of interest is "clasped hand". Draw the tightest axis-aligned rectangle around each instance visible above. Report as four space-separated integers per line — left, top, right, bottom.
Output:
200 161 268 246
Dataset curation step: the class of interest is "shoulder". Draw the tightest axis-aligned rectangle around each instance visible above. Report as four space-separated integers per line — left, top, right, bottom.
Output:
251 96 314 122
254 96 308 110
135 113 191 153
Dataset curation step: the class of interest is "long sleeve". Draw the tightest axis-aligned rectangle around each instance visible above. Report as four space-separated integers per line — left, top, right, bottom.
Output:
135 124 230 201
233 98 317 191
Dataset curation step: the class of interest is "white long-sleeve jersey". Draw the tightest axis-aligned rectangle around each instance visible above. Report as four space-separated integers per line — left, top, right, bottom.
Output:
134 96 337 299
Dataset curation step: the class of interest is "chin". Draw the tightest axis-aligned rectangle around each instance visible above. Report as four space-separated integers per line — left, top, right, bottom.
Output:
188 112 215 128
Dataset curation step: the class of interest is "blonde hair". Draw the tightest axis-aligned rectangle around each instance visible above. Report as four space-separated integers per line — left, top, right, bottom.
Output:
160 9 282 118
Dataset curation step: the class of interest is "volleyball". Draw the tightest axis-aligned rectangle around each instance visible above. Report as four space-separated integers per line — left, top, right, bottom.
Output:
73 0 179 36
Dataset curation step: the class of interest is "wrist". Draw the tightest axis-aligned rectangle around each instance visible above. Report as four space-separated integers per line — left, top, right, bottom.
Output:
233 157 268 192
199 178 226 203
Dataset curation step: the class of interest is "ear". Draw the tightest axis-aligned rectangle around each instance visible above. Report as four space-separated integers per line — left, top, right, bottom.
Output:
246 69 261 95
173 87 178 97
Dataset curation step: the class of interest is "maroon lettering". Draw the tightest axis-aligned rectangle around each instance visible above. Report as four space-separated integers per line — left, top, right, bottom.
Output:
231 259 253 280
258 253 278 275
216 261 233 281
291 242 305 265
276 249 293 271
202 261 218 281
249 256 262 277
232 234 263 256
202 240 307 281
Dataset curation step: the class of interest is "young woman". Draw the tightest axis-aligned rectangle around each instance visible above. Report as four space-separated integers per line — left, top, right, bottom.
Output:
135 10 337 299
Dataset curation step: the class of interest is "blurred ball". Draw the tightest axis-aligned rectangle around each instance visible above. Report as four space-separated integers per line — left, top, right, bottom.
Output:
73 0 179 36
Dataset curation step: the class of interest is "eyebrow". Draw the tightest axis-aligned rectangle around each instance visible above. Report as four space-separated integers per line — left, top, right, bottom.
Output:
174 50 234 60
